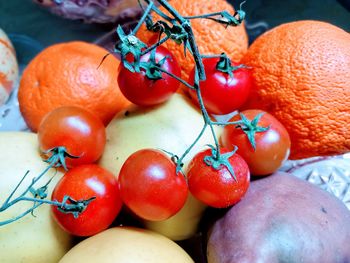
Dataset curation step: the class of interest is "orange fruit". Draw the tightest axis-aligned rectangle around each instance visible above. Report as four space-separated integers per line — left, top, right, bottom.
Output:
18 41 131 132
241 20 350 159
0 28 18 106
136 0 248 81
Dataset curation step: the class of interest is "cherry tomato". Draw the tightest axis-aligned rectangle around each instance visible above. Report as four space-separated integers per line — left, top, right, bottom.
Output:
188 57 252 115
187 147 250 208
51 164 122 236
221 109 291 176
117 46 181 106
38 106 106 168
118 149 188 221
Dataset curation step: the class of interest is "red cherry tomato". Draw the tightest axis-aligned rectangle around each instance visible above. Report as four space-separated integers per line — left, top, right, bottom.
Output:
221 109 291 176
187 147 250 208
188 57 252 115
118 149 188 221
38 106 106 168
51 164 122 236
117 46 181 106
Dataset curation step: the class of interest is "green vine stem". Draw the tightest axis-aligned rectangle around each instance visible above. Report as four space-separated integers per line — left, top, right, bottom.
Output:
140 36 169 56
144 0 206 80
0 148 95 226
183 12 223 19
155 66 194 90
201 54 227 59
0 195 95 226
0 202 43 226
132 2 154 34
114 0 249 175
212 120 243 126
194 81 221 160
8 160 56 203
176 122 208 173
142 0 174 22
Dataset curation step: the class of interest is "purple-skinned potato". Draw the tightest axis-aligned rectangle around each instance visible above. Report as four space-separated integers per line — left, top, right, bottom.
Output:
207 172 350 263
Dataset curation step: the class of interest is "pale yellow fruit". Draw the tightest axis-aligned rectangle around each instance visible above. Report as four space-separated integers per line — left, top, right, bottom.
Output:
99 93 221 240
0 28 18 105
60 226 194 263
0 132 73 263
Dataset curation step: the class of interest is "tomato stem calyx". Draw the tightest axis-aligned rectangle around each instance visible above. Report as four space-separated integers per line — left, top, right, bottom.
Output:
235 112 270 150
140 49 169 80
43 146 80 171
204 145 238 181
29 175 53 200
216 53 248 78
57 195 96 219
0 166 95 226
115 25 147 73
160 149 185 172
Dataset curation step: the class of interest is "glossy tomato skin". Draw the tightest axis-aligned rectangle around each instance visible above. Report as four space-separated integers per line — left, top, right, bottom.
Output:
38 106 106 168
221 110 291 176
118 46 181 106
187 148 250 208
51 164 122 236
118 149 188 221
188 57 252 115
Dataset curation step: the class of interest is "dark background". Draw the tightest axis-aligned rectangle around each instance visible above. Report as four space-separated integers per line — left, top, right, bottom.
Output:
0 0 349 48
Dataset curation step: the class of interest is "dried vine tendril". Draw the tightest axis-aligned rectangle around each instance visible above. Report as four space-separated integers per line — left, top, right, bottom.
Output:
0 148 95 226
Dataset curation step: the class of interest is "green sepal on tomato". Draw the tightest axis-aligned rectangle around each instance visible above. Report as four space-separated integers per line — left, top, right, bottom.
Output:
188 56 252 115
38 106 106 169
51 164 122 237
221 109 291 176
186 147 250 208
117 46 181 106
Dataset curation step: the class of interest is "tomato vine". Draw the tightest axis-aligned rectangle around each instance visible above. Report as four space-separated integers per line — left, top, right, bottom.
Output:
0 153 95 226
115 0 248 176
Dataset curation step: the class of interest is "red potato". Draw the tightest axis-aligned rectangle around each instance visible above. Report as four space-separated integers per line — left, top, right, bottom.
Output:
207 172 350 263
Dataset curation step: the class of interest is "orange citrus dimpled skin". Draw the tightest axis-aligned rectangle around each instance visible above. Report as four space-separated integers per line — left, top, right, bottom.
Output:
18 41 131 132
136 0 248 81
241 20 350 160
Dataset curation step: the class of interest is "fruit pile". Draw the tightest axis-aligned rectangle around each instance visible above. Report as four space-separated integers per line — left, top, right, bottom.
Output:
0 0 349 262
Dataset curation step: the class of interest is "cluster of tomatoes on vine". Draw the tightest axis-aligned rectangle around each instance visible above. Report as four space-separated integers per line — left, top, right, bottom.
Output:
117 40 291 207
32 35 291 237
